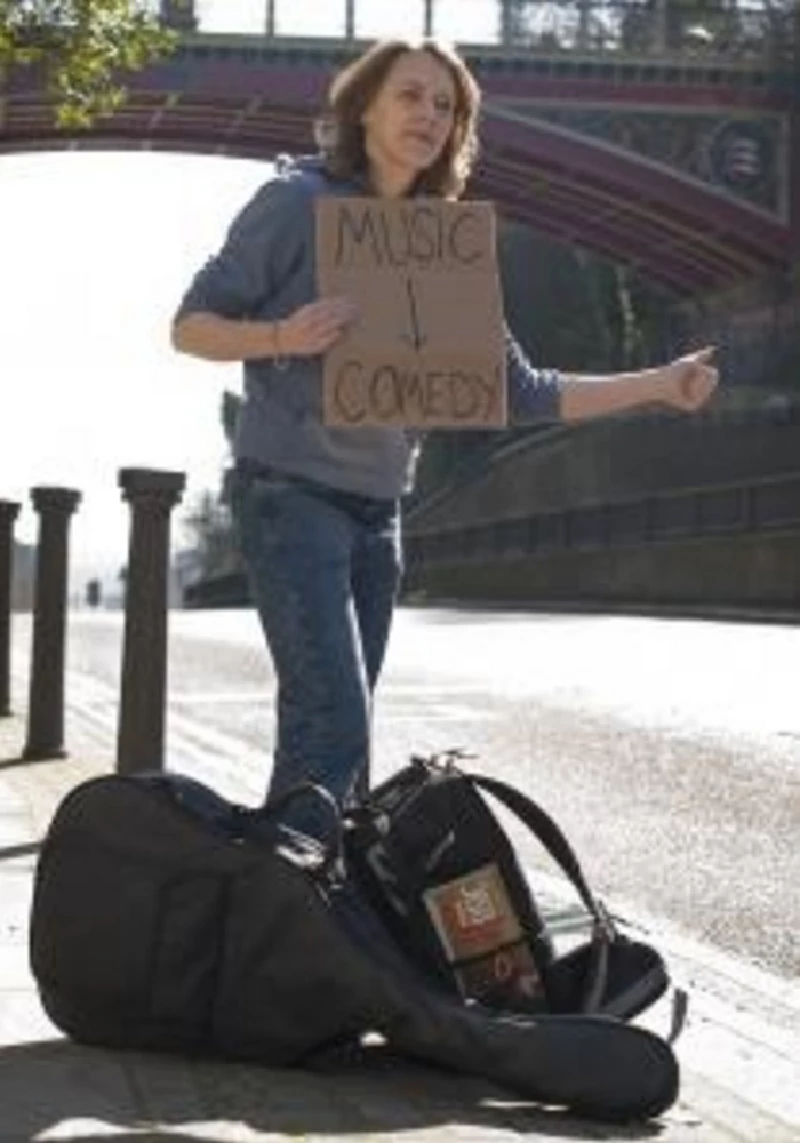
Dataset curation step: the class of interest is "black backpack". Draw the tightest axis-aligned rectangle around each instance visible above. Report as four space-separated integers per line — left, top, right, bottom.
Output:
29 768 681 1122
345 751 680 1025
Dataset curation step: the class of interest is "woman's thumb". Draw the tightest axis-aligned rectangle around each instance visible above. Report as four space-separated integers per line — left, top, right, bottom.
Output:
692 345 716 363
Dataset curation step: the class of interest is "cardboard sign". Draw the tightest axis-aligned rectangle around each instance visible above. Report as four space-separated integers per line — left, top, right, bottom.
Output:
316 196 507 429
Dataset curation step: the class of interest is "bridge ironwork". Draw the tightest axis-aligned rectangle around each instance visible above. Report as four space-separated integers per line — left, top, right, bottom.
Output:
1 0 797 296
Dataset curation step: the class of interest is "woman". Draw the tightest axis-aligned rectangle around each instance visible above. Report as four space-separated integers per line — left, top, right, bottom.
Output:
171 39 718 824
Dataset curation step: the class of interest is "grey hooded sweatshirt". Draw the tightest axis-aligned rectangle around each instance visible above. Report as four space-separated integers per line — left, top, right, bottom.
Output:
175 156 562 501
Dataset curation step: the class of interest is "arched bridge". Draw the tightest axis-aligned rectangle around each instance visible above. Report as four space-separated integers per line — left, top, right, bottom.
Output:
1 0 797 296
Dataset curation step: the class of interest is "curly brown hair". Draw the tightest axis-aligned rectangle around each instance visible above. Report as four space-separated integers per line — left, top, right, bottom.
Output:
315 39 480 200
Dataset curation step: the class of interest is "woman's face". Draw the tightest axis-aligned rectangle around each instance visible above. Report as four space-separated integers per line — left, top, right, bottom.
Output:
361 49 457 193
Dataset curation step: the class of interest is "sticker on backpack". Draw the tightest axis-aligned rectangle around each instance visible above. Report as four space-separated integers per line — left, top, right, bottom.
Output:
423 863 544 1004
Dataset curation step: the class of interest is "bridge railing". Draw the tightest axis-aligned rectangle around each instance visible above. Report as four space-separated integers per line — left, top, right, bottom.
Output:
493 1 797 63
166 0 798 68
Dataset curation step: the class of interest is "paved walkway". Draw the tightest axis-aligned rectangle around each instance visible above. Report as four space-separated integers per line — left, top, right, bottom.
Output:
0 709 797 1143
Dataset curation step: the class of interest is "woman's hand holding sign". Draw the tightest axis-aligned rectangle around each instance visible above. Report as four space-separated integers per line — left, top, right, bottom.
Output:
277 297 358 358
170 298 357 364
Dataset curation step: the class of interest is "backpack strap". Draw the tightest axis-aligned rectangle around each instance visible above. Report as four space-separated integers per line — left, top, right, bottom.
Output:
463 771 616 1014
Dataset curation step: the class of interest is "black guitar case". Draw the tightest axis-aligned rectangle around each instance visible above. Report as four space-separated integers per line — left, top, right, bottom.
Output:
29 772 679 1123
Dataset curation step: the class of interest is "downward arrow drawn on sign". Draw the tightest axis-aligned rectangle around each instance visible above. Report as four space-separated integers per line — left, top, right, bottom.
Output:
400 278 427 351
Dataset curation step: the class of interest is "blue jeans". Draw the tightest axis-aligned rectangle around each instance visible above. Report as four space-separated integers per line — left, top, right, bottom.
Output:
230 466 402 829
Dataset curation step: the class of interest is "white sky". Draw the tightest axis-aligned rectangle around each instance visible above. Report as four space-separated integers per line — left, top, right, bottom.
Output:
1 151 271 585
196 0 497 41
1 1 500 589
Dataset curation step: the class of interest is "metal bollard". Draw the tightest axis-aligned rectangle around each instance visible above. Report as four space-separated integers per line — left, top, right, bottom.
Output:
23 487 81 760
0 500 21 718
116 468 185 775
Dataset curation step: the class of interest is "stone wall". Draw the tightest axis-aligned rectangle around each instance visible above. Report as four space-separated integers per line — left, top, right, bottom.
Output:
405 412 800 616
405 531 800 616
407 410 800 532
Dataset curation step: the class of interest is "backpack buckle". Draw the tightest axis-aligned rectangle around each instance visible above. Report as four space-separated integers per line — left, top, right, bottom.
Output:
592 898 617 944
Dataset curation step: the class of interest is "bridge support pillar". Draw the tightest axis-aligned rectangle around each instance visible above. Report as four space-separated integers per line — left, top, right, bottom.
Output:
116 467 185 775
160 1 197 32
652 0 668 52
499 0 512 46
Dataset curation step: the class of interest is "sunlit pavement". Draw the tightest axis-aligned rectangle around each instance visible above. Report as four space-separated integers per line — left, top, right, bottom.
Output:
2 605 798 1139
158 603 800 741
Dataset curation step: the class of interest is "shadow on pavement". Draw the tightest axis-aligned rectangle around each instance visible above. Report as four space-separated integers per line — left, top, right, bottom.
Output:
0 754 28 772
0 841 40 860
0 752 67 773
0 1038 666 1142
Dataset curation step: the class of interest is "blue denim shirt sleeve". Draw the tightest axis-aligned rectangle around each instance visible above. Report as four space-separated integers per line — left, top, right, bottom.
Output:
174 178 307 321
505 325 563 424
